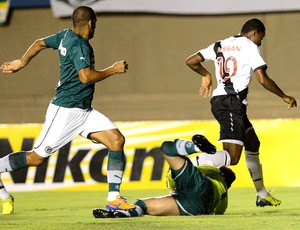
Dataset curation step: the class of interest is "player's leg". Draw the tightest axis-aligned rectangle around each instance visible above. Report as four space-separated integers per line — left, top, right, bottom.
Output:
160 135 216 157
139 196 180 216
244 126 281 207
93 196 179 218
0 177 14 214
222 142 243 165
0 150 44 214
90 129 135 210
94 142 197 218
0 150 46 173
83 109 134 210
160 140 189 170
195 95 244 167
244 126 266 196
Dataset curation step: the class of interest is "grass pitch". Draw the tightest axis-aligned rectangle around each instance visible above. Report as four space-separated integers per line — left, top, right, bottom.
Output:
1 187 300 230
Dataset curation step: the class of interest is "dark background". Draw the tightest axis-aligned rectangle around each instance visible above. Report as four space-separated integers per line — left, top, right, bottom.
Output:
0 6 299 123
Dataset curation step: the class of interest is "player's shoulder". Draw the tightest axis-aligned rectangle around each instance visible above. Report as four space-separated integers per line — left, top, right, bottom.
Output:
222 35 253 45
235 35 258 48
56 28 72 38
65 29 89 47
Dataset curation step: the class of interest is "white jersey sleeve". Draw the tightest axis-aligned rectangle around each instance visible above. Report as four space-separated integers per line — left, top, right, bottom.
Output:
198 36 267 103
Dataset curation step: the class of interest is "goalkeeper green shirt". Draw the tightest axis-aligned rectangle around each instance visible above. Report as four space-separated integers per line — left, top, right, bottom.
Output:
44 29 95 109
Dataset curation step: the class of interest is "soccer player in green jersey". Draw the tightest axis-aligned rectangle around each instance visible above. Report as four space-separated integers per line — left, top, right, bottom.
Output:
93 139 235 218
0 6 135 213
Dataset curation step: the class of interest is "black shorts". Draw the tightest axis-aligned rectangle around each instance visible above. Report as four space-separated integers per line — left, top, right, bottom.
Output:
210 95 253 145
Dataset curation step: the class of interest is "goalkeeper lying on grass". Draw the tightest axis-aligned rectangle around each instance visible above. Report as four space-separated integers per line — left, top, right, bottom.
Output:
93 137 236 218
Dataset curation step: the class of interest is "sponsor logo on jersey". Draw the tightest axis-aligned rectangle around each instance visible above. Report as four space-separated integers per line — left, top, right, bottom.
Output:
218 46 241 52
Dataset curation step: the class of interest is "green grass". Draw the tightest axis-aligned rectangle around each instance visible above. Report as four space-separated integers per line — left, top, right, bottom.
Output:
1 188 300 230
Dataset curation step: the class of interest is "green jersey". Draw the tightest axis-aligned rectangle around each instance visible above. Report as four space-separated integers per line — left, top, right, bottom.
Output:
44 29 95 109
166 164 228 215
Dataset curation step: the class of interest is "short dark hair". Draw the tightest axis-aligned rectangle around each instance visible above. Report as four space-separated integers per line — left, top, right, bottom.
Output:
241 18 265 34
219 166 236 189
72 6 96 27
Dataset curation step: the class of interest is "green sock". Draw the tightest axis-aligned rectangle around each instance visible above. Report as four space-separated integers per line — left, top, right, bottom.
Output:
107 150 125 192
128 199 147 217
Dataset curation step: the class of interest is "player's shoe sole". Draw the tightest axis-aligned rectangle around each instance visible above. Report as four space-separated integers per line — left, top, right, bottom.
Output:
1 195 14 215
256 194 281 207
192 134 216 154
106 195 136 211
93 208 128 218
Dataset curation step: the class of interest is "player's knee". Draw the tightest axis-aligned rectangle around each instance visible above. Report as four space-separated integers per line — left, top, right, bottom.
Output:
227 151 241 165
229 156 240 165
160 141 177 157
111 132 125 149
245 139 260 152
245 130 260 152
26 151 46 166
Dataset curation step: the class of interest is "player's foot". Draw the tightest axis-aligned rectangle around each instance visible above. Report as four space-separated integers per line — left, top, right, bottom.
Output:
1 195 14 214
106 195 136 211
93 208 128 218
256 194 281 207
192 134 216 154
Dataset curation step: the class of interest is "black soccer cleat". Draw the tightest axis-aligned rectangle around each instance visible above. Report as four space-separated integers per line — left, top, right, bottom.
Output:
192 134 216 154
93 208 128 218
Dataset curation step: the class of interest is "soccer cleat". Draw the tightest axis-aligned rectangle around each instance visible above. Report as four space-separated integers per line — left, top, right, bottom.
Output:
93 208 128 218
1 196 14 215
192 134 216 154
106 195 136 211
256 194 281 207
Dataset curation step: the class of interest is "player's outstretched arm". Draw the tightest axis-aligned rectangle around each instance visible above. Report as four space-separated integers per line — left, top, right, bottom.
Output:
255 68 297 109
186 53 213 98
0 39 48 74
78 60 128 84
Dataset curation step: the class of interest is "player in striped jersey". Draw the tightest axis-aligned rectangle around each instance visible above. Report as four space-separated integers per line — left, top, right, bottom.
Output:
185 18 297 207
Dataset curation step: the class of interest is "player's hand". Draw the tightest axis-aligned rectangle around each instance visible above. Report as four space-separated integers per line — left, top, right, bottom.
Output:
112 60 128 74
199 75 213 98
283 95 297 109
0 60 26 73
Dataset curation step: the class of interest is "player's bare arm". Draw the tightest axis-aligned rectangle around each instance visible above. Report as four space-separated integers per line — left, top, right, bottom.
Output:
186 53 213 98
255 68 297 108
0 39 48 74
78 60 128 84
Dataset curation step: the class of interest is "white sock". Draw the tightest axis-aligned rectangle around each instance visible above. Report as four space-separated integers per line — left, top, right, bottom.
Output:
195 150 231 166
0 178 10 199
133 205 144 216
245 150 268 198
115 209 131 217
116 205 144 217
0 155 13 173
107 191 120 201
107 170 122 201
175 139 201 156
